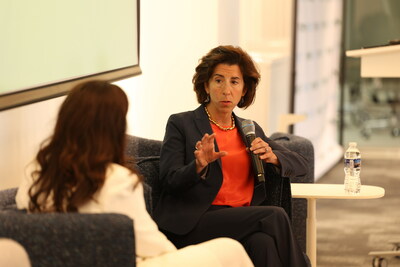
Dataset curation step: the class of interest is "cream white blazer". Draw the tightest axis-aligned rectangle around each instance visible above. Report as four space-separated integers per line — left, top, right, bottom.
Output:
16 163 176 261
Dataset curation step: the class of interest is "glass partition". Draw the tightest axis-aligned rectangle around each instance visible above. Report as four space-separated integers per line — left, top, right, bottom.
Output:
342 0 400 147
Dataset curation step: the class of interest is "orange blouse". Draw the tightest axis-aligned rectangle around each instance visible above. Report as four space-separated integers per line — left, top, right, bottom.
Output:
211 124 254 207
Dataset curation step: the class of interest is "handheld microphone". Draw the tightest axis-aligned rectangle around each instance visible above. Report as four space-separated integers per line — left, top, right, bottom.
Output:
241 120 265 182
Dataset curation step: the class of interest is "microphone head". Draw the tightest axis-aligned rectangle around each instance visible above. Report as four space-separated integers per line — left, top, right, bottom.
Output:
241 119 255 136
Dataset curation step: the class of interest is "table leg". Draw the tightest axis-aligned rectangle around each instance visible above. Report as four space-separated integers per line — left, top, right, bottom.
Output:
306 198 317 267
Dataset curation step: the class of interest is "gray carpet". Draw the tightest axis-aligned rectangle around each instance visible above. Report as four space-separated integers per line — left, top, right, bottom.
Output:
315 158 400 266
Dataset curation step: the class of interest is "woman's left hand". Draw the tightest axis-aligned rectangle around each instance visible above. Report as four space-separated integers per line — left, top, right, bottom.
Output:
249 137 280 166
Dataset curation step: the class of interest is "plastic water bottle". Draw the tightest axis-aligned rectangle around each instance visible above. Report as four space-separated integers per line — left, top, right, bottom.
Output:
344 142 361 194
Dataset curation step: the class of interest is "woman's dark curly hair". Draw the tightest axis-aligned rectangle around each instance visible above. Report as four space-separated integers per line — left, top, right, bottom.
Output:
192 45 260 109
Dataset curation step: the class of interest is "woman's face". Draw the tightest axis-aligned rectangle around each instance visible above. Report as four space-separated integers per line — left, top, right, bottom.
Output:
205 63 246 114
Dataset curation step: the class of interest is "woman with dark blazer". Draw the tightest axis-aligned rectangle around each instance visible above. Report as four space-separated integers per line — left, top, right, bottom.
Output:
153 45 310 267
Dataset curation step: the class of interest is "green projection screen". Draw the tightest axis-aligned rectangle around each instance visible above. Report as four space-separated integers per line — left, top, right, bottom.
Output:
0 0 140 111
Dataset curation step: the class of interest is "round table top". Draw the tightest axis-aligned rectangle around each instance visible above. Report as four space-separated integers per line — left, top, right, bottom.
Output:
291 183 385 199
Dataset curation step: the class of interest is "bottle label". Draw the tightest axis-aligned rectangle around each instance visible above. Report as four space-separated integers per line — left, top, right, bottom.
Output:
344 158 361 168
353 158 361 168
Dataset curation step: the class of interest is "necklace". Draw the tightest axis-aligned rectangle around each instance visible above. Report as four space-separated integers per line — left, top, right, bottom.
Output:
204 106 235 131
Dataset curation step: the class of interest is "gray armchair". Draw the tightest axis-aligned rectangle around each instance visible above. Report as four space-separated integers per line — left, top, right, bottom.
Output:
0 187 136 267
270 132 315 253
128 133 314 253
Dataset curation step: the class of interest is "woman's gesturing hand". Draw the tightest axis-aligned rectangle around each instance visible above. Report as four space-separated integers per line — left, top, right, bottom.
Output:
194 133 227 173
249 137 280 166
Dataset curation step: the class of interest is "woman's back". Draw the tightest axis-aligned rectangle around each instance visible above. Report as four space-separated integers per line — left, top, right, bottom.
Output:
16 162 177 260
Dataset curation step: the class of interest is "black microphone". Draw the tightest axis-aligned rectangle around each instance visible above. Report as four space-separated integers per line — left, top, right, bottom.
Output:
241 120 265 182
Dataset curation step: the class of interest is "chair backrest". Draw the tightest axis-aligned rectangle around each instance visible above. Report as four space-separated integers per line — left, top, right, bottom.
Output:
136 156 162 215
125 135 163 216
0 187 18 210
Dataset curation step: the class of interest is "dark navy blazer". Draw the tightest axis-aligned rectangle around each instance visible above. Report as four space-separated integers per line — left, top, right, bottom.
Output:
153 105 308 235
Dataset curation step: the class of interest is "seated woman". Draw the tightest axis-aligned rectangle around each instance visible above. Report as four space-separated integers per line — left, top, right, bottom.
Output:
153 45 310 267
15 80 253 267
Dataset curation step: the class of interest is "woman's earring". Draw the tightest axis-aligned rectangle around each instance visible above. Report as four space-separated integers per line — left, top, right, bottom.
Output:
205 94 210 103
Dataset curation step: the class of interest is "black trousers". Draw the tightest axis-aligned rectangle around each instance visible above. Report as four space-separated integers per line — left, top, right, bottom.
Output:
164 205 307 267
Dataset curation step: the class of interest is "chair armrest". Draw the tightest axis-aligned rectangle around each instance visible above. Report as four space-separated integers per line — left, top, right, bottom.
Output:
270 132 314 183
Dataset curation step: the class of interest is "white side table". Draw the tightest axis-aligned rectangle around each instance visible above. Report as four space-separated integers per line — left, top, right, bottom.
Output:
291 183 385 267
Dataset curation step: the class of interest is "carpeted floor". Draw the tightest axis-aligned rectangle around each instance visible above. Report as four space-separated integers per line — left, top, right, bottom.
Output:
315 157 400 267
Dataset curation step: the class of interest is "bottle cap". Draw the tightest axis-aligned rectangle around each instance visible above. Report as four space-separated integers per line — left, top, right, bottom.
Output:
349 142 357 147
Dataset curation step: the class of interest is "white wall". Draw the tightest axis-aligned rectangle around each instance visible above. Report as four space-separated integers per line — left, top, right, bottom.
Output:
235 0 294 135
0 0 296 189
0 96 65 190
121 0 295 139
118 0 220 140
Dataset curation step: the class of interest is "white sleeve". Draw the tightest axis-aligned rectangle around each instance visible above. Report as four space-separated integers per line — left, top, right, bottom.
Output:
99 165 177 259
